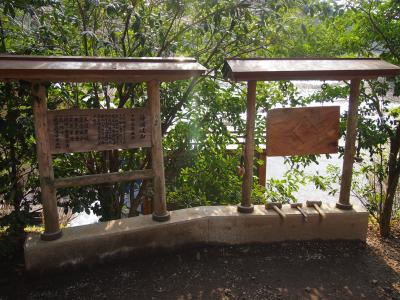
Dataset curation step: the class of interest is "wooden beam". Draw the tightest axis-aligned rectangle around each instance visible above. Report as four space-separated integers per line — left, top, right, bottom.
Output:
223 58 400 81
337 79 361 210
0 55 206 83
32 84 61 241
147 80 170 221
54 169 154 189
239 81 257 213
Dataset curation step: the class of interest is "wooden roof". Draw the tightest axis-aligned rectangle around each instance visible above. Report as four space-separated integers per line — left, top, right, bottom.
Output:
0 55 206 83
223 58 400 81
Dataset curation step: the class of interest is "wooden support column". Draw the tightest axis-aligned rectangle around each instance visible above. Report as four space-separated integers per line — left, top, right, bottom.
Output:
259 113 268 188
258 150 267 187
337 79 361 210
238 81 257 213
147 80 170 221
32 84 62 240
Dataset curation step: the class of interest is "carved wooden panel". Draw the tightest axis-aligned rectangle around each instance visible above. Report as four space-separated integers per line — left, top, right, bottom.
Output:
47 108 151 154
266 106 340 156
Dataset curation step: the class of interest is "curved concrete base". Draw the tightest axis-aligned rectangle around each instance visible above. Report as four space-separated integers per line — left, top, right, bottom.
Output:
24 203 368 272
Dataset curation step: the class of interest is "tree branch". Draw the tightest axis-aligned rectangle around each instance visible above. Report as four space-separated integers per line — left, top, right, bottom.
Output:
0 15 7 52
157 9 180 56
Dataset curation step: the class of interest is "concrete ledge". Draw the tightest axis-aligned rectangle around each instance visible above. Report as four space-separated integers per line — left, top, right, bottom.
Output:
24 204 368 272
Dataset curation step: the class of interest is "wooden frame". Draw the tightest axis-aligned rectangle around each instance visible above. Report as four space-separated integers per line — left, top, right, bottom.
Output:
223 58 400 213
0 55 206 241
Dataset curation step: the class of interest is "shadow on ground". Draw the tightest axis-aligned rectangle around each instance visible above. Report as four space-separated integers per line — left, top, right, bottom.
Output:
1 230 399 299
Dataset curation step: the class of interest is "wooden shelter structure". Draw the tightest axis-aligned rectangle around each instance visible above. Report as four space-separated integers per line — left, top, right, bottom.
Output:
223 58 400 213
0 55 206 241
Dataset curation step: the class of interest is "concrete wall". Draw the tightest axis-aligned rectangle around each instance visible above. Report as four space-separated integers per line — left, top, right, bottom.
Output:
24 204 368 272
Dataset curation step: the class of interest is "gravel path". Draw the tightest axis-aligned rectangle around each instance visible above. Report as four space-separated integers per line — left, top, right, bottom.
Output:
1 226 399 300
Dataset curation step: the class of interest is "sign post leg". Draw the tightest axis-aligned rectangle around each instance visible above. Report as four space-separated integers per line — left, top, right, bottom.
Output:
258 150 267 187
32 84 62 241
337 79 361 210
238 81 257 213
147 80 170 221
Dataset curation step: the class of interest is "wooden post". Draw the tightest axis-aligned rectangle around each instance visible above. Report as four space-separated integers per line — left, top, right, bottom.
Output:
259 112 268 188
258 150 267 187
337 79 361 210
147 80 170 221
238 81 257 213
143 197 152 215
32 84 62 240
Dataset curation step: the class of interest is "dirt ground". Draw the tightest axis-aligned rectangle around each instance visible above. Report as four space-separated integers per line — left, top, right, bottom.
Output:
0 224 399 300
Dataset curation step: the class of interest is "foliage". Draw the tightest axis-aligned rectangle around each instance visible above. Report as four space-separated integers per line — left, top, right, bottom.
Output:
0 82 40 233
266 174 303 204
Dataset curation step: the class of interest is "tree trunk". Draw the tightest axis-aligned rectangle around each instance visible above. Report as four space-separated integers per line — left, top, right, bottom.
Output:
380 124 400 237
98 150 121 221
6 83 25 233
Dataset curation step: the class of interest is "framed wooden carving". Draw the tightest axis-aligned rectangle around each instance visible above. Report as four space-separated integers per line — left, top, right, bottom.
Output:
266 106 340 156
47 107 151 154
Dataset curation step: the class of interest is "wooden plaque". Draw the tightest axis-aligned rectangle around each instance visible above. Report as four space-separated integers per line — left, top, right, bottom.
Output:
47 107 151 154
266 106 340 156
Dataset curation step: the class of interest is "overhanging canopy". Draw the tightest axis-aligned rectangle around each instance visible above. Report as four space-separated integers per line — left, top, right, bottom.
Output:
0 55 206 83
223 58 400 81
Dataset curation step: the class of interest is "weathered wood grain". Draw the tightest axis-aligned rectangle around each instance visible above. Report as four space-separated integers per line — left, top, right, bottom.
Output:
0 55 206 83
266 106 340 156
47 108 151 154
0 55 197 62
239 81 257 213
337 79 361 209
32 84 61 240
54 169 153 188
148 80 170 221
223 58 400 81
